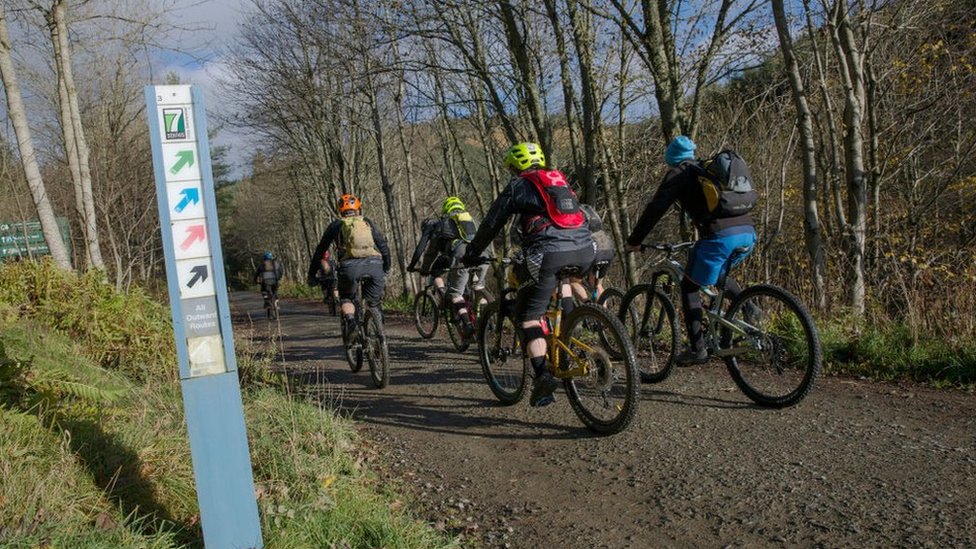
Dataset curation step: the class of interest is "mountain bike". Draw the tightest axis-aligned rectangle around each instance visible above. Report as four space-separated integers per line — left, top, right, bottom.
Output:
413 270 493 353
344 277 390 388
261 285 280 320
477 258 640 435
619 242 821 408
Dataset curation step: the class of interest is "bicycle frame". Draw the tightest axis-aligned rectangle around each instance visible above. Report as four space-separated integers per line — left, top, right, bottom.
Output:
642 243 755 356
545 279 596 379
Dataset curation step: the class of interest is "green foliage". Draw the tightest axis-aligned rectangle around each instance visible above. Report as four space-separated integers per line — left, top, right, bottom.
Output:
276 280 320 299
383 292 414 314
0 260 176 383
246 389 457 549
821 316 976 387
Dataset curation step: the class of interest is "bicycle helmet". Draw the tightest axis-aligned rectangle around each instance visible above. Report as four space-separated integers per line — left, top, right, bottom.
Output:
503 142 546 172
442 196 465 215
263 252 274 260
336 193 362 215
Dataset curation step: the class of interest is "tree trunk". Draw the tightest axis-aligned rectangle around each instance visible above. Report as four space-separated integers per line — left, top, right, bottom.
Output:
498 0 552 155
50 0 104 270
772 0 827 310
0 7 72 269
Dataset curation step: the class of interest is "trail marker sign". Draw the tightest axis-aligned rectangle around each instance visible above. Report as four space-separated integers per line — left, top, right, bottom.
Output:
146 85 263 548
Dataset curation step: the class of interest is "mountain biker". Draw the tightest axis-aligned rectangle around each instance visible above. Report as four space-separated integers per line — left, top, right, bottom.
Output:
624 135 757 365
255 252 283 306
571 203 616 302
462 142 595 407
307 194 391 345
314 250 339 310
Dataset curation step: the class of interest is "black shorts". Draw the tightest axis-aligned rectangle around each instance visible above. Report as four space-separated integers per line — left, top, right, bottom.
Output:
337 258 386 307
514 246 596 323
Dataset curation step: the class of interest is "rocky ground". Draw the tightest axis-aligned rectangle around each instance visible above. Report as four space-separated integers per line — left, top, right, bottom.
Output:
233 292 976 548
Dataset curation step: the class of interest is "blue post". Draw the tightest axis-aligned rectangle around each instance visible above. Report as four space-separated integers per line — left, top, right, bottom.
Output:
146 85 263 548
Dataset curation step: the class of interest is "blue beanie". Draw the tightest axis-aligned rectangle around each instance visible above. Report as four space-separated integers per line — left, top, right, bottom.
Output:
665 135 696 167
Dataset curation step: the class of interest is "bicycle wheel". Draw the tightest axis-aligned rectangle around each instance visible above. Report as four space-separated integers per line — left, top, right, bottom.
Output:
446 302 472 353
413 290 439 339
595 287 626 358
477 299 527 405
344 313 364 373
560 304 640 435
720 284 821 408
365 308 390 388
619 284 678 383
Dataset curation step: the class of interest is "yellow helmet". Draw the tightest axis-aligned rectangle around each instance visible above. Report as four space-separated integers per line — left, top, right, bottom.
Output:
442 196 465 215
503 142 546 172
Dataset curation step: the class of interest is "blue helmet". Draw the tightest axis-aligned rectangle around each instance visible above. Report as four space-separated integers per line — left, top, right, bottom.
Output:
263 252 274 260
665 135 697 167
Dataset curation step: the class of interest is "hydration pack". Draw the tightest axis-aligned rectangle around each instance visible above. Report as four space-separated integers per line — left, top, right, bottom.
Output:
340 217 380 259
520 169 584 232
443 211 477 244
696 150 758 218
260 259 278 284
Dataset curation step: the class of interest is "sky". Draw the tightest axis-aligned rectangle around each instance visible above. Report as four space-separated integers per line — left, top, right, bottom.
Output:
158 0 249 179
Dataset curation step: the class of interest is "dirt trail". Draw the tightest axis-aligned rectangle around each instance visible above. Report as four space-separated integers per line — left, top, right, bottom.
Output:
233 292 976 548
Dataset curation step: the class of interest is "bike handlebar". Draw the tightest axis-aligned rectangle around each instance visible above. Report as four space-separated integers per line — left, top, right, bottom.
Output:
638 242 696 254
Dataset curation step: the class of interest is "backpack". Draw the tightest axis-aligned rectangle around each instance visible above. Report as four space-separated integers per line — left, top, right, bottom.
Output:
340 217 380 259
520 169 584 231
443 210 477 244
696 150 758 218
578 203 604 233
260 259 279 284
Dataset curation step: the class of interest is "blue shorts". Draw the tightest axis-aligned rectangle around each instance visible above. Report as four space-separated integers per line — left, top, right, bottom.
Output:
687 227 756 286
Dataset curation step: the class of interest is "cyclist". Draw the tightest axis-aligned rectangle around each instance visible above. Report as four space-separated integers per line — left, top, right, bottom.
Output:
307 194 391 345
314 250 339 310
409 197 489 336
408 218 452 300
255 252 283 307
571 203 616 302
624 135 757 365
462 142 594 407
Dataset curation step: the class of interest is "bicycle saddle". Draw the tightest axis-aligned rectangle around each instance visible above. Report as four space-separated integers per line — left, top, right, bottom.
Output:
556 265 585 279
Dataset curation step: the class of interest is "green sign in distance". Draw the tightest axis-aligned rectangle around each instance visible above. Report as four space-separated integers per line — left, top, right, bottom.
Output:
0 218 71 260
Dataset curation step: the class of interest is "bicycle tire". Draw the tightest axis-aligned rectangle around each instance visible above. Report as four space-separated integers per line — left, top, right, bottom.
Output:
413 290 439 339
560 303 640 435
365 308 390 388
720 284 821 408
446 301 472 353
344 311 364 373
595 287 626 358
477 299 527 405
619 284 678 383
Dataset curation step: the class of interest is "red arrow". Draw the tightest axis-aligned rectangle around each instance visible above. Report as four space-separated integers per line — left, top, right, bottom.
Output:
181 224 205 250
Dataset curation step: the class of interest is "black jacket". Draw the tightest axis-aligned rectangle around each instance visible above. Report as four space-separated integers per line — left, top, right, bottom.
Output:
467 175 593 256
307 216 391 282
627 161 753 246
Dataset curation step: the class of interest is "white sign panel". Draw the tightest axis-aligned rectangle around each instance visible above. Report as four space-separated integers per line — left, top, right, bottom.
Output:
166 181 205 221
187 334 226 377
176 257 216 299
172 219 209 260
162 142 201 182
154 85 193 106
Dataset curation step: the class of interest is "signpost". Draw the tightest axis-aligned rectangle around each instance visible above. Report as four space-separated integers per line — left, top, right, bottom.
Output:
0 218 71 260
146 85 263 548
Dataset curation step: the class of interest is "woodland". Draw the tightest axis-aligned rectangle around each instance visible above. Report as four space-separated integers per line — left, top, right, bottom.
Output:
1 0 974 375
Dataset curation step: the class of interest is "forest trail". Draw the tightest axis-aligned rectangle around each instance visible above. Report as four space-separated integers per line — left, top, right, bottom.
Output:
232 292 975 548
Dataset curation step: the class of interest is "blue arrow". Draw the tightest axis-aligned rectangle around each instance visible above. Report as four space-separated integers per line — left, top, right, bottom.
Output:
175 187 200 213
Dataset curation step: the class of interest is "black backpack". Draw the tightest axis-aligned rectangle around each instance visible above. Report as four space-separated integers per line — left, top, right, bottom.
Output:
696 150 758 218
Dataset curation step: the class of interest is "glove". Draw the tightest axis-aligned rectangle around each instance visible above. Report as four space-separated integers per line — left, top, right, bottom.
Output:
407 265 417 273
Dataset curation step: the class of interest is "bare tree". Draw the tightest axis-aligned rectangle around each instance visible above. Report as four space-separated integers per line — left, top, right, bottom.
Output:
0 5 71 269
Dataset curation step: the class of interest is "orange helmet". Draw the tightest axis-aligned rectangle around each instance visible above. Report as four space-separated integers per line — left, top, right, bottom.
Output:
336 194 361 215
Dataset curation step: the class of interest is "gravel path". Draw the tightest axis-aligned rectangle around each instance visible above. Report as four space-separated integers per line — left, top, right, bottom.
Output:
232 292 976 548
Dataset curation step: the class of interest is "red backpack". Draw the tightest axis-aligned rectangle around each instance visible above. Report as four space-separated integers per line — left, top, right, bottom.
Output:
520 169 584 230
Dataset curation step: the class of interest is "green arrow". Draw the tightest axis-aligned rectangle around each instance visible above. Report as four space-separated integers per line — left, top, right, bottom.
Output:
170 150 195 174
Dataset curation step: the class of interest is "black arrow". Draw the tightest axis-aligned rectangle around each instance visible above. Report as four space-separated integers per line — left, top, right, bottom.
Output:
187 265 208 288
